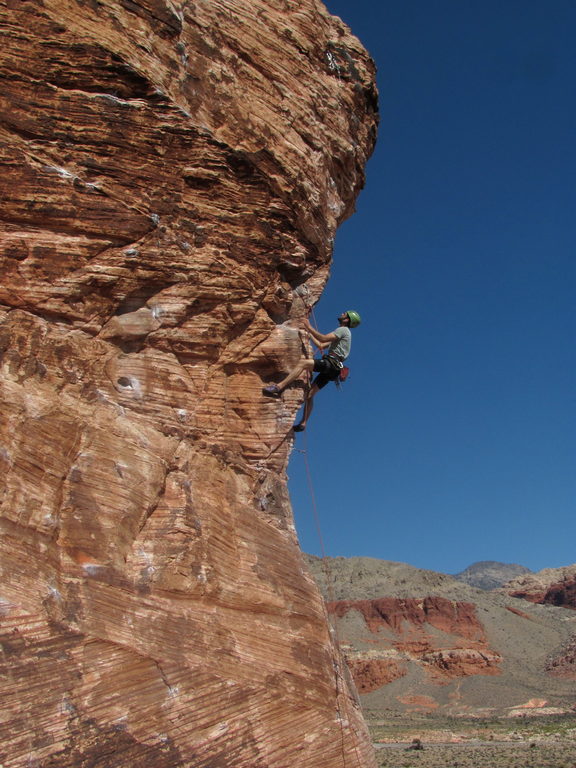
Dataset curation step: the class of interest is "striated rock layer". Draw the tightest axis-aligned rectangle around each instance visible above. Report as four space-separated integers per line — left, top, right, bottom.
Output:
0 1 378 766
328 596 502 693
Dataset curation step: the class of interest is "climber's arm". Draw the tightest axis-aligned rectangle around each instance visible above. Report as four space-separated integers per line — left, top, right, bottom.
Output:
304 319 337 346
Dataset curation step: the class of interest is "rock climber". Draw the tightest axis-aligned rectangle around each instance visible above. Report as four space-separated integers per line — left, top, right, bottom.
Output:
263 310 361 432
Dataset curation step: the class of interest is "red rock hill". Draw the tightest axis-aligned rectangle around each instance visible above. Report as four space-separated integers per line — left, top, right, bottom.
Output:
307 556 576 716
501 565 576 610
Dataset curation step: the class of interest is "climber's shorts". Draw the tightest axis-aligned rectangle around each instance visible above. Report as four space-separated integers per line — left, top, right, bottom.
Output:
312 357 341 390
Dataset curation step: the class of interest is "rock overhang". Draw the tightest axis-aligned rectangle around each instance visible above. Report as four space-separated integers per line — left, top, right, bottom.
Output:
0 1 379 766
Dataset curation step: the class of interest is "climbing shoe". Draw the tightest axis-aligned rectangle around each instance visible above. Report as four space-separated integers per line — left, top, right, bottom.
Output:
263 384 281 397
293 424 306 432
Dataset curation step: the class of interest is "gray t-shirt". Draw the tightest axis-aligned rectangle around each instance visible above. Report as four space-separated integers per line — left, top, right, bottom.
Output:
328 326 351 361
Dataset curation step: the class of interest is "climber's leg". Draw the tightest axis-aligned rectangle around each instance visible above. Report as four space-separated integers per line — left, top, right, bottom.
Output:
293 383 319 431
263 358 315 396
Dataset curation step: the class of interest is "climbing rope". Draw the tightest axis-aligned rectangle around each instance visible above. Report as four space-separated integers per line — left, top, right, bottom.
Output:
298 436 365 768
259 300 365 764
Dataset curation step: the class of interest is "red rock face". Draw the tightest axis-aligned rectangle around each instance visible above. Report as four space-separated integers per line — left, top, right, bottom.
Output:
328 597 502 687
329 596 488 641
509 578 576 609
348 657 408 694
505 605 534 620
0 1 378 766
502 566 576 610
546 637 576 679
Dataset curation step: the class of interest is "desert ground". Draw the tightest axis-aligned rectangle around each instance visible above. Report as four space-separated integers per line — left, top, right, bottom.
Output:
368 713 576 768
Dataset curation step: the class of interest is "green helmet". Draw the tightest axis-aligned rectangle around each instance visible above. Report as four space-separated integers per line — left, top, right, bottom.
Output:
346 310 361 328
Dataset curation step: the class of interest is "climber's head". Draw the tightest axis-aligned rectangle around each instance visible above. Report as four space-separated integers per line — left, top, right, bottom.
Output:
343 310 361 328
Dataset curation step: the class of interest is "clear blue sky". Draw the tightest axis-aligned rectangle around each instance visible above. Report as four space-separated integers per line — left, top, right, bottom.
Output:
288 0 575 575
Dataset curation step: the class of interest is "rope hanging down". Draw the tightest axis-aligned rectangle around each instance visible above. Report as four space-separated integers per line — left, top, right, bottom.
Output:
298 436 365 768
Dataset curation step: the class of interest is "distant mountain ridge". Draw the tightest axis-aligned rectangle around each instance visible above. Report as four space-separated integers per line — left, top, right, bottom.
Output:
305 555 576 718
453 560 532 590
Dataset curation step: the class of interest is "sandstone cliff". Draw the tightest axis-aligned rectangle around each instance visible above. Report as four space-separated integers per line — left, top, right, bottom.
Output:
0 1 378 766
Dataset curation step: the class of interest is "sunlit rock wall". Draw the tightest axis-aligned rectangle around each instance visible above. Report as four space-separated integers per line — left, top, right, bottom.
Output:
502 565 576 609
0 0 378 766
